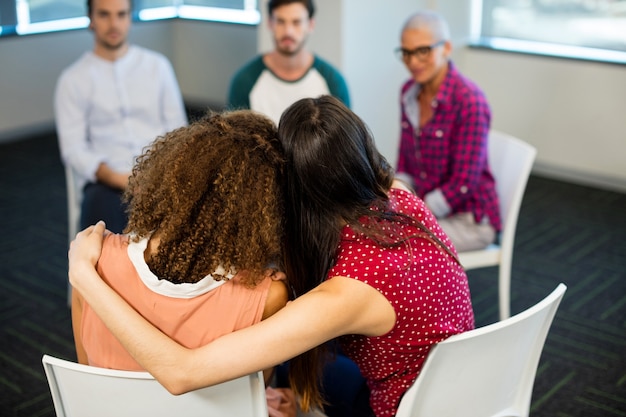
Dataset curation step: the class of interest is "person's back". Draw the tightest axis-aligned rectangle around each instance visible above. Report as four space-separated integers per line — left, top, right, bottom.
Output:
79 233 280 369
71 111 290 408
227 0 350 124
55 0 187 233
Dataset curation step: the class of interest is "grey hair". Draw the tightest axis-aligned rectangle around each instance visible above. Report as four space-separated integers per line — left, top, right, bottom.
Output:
401 10 450 41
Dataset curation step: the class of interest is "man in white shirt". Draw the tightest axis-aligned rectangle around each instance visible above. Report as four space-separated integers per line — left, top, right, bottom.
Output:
54 0 187 233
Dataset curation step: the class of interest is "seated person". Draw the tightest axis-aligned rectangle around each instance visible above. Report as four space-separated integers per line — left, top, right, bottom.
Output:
227 0 350 124
71 110 295 416
394 10 500 251
55 0 187 234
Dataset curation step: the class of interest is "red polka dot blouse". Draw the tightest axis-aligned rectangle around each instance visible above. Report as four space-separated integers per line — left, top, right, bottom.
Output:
328 188 475 417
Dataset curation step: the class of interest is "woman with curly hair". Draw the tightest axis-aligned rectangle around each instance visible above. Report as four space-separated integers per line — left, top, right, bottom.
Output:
69 96 474 417
71 110 295 415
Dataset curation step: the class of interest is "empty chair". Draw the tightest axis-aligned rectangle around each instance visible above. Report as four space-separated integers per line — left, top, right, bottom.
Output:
459 130 537 320
42 355 268 417
395 283 566 417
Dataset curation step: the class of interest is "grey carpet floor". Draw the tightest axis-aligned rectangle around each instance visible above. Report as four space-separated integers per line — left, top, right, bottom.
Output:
0 133 624 417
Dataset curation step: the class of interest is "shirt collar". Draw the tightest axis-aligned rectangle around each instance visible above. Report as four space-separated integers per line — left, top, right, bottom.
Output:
435 60 457 107
401 60 457 127
127 234 233 298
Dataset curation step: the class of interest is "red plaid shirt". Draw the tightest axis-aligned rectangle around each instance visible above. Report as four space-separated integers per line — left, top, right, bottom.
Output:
396 61 501 231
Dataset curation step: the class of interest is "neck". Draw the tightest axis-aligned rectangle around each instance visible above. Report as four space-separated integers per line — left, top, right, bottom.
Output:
143 232 160 264
265 49 313 80
94 42 129 62
421 60 449 96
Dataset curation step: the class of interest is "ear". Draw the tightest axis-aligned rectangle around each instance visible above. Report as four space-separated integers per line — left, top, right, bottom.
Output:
443 40 453 58
268 270 287 282
308 17 316 33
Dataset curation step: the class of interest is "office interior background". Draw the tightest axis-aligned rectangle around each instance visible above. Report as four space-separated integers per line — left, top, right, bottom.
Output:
1 0 625 193
1 1 625 416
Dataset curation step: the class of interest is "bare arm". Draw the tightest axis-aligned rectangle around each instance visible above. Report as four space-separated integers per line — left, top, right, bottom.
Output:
95 163 130 190
262 279 288 320
261 276 289 384
69 222 395 395
70 287 88 364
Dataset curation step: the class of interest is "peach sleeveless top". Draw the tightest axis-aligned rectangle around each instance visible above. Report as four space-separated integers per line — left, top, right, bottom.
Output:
80 234 272 370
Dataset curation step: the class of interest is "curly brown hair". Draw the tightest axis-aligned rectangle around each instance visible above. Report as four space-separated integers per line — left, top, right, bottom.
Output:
123 110 285 287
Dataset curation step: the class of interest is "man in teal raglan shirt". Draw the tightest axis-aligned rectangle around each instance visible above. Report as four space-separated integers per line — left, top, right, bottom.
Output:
227 0 350 124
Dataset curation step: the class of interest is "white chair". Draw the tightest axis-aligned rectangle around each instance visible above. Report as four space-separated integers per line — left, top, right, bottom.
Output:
64 165 82 306
459 131 537 320
65 165 82 247
42 355 268 417
395 283 566 417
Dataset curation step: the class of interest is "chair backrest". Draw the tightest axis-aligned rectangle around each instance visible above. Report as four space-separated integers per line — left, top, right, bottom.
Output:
64 165 82 245
395 283 566 417
64 165 82 305
488 131 537 250
42 355 268 417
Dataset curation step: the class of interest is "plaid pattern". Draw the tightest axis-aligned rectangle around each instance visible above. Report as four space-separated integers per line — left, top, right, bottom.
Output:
396 61 501 231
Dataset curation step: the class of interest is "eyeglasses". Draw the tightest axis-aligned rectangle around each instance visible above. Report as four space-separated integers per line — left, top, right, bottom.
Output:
394 40 445 62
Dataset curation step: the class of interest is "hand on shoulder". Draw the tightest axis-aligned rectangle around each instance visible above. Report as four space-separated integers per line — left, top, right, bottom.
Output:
68 221 108 291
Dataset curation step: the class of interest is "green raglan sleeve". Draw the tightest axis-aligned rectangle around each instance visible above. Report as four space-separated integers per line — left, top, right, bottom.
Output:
313 57 351 109
227 56 265 110
227 71 250 110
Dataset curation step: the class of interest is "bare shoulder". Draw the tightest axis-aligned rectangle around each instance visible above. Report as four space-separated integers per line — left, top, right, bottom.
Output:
262 279 289 320
391 178 415 194
309 276 396 337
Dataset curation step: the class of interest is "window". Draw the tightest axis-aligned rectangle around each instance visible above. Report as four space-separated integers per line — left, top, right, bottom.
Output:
139 0 260 24
0 0 18 35
179 0 260 25
0 0 259 37
473 0 626 64
15 0 88 35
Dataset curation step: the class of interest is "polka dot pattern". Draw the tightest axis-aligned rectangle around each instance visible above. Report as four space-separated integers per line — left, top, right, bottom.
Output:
328 189 475 417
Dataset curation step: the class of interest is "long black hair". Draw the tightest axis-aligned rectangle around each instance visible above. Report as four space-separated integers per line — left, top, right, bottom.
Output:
279 95 393 298
278 96 459 410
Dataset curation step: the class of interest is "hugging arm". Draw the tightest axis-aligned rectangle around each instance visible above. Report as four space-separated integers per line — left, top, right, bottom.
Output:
70 287 88 364
69 222 395 395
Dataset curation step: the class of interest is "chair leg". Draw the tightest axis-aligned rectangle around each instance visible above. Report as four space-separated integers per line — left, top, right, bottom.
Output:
499 261 511 320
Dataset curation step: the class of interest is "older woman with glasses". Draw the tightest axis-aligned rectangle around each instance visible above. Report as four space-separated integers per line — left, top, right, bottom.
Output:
394 10 501 253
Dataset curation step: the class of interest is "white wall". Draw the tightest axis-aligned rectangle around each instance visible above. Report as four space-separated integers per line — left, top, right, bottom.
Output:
0 19 254 141
460 48 626 191
0 21 174 140
341 0 427 168
0 4 624 191
171 19 258 106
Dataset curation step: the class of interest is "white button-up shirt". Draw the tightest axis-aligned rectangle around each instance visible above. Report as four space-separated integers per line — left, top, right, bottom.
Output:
54 45 188 190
